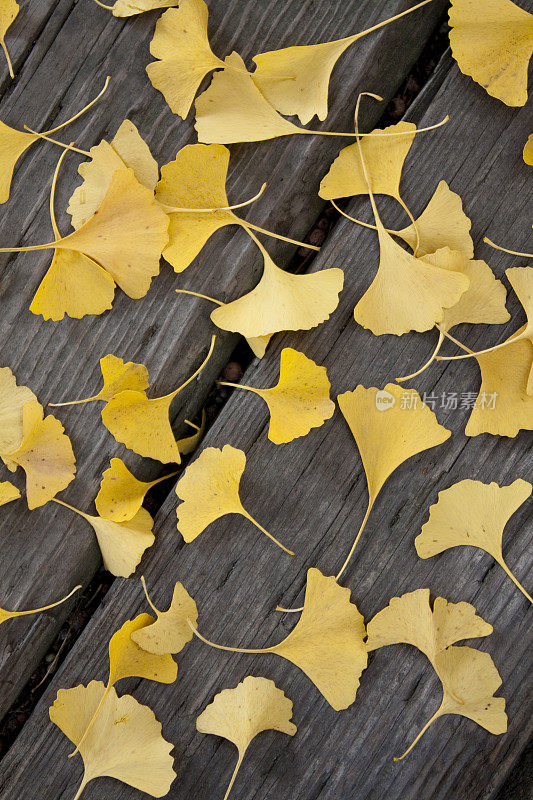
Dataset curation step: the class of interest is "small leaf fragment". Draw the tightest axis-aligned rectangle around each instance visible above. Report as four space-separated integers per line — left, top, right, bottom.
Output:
132 578 198 655
0 480 19 506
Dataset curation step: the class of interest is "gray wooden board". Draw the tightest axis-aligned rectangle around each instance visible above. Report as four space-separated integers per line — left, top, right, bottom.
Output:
1 30 532 800
0 0 448 721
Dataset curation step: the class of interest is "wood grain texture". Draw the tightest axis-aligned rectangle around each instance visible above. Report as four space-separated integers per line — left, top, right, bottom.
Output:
0 0 448 721
1 22 531 800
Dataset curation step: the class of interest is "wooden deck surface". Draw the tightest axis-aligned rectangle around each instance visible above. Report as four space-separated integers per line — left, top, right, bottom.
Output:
0 1 531 799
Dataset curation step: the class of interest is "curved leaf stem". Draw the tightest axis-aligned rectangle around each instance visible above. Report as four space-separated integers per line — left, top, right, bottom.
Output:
1 39 14 79
223 754 245 800
484 237 533 259
40 77 110 135
397 329 445 382
500 560 533 603
242 510 295 555
335 497 374 581
187 620 268 654
10 584 81 618
393 707 443 761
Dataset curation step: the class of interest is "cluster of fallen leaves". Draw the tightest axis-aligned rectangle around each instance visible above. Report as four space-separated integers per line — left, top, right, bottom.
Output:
0 0 531 798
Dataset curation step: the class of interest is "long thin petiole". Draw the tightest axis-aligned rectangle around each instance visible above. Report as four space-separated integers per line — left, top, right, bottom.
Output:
351 0 435 45
393 707 443 761
23 128 91 157
435 334 523 362
499 560 533 603
71 777 89 800
397 196 420 255
9 584 81 618
217 379 261 396
335 497 374 581
40 76 110 136
148 470 180 489
140 576 159 615
48 394 102 407
223 754 245 800
438 327 473 354
397 329 445 382
53 498 84 516
300 115 449 139
242 510 295 556
1 38 14 79
49 146 70 239
159 183 267 214
187 620 268 654
242 221 320 251
92 0 114 8
175 289 223 307
167 334 217 400
484 237 533 259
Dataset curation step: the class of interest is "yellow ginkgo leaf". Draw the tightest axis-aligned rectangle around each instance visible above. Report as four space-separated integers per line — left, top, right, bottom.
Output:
219 348 335 444
416 479 532 602
197 676 296 800
30 248 116 321
176 410 207 455
342 180 475 260
0 366 36 454
0 123 36 203
147 0 226 119
191 568 367 711
335 384 450 579
176 444 293 554
50 354 150 407
54 499 155 578
0 480 19 506
0 584 80 626
4 401 76 509
68 614 177 759
365 588 493 665
398 248 510 381
449 0 533 107
524 134 533 165
131 576 198 655
354 222 469 335
95 458 178 522
68 120 159 229
102 335 215 464
251 0 434 124
397 646 507 760
438 267 533 393
50 681 176 799
0 0 18 78
465 330 533 437
96 0 178 17
0 169 169 300
210 236 344 338
158 143 316 273
319 122 417 214
366 590 505 759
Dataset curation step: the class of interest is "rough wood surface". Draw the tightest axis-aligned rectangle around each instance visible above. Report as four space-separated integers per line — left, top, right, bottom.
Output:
1 24 531 800
0 0 448 722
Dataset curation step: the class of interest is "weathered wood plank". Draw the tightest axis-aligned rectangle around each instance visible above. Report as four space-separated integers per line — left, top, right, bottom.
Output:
1 32 531 800
0 0 448 722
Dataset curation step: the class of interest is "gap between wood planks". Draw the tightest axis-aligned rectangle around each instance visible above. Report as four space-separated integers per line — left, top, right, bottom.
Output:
0 15 452 762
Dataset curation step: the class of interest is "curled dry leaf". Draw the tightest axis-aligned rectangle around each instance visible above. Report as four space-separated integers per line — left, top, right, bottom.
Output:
3 401 76 509
95 0 179 18
0 584 80 626
95 458 178 523
210 235 343 338
176 444 294 554
101 335 216 464
219 348 335 444
131 576 198 655
147 0 226 119
465 329 533 437
251 0 434 124
50 354 149 407
191 568 367 711
0 480 19 506
366 589 506 759
449 0 533 106
68 615 177 759
68 120 159 230
54 500 155 578
334 384 450 580
50 680 176 800
196 676 296 800
416 478 532 602
0 0 18 78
